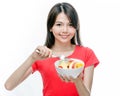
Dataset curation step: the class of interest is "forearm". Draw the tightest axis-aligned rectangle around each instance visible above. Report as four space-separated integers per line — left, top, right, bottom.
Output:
4 46 52 90
4 55 35 90
75 78 90 96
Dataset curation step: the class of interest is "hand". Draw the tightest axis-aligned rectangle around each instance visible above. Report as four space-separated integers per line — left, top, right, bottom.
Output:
59 75 71 83
69 73 83 83
32 46 52 60
59 72 84 83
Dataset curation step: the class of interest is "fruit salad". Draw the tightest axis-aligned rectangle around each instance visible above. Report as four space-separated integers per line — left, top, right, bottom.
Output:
58 59 84 69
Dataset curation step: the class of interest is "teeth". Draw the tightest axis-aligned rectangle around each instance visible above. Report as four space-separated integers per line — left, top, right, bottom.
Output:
61 36 67 39
60 35 69 39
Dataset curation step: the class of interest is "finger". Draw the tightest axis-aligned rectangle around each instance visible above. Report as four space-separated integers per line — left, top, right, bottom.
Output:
59 75 65 82
35 46 42 54
39 47 45 55
48 50 53 58
35 49 39 53
69 76 75 82
78 72 84 79
40 46 52 58
62 75 71 82
42 46 49 57
35 49 40 54
41 46 52 58
38 46 47 57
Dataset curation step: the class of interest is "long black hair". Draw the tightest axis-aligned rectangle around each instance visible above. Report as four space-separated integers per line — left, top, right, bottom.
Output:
44 2 82 48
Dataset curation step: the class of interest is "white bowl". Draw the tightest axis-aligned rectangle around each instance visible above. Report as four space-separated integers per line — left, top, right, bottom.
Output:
55 58 84 78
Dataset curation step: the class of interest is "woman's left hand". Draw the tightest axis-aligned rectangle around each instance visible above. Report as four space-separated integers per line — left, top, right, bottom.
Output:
59 72 84 83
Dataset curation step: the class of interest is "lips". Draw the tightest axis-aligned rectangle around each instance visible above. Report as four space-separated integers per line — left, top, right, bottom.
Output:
60 35 69 39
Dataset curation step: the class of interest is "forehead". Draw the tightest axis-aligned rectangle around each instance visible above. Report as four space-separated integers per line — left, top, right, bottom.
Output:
55 12 70 23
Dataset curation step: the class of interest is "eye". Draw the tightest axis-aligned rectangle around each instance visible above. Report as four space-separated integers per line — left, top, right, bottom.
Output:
56 23 61 26
69 23 73 26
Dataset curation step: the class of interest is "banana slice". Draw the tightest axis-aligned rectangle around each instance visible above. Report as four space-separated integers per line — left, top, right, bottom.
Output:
74 62 83 68
58 61 68 69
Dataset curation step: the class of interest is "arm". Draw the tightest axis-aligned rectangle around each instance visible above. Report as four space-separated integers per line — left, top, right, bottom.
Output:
61 65 94 96
4 46 52 90
4 56 34 90
72 65 94 96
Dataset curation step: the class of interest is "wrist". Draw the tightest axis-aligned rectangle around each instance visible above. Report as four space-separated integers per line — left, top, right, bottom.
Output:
28 54 37 63
74 76 83 85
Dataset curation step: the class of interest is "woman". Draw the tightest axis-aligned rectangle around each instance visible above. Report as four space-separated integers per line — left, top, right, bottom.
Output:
4 2 99 96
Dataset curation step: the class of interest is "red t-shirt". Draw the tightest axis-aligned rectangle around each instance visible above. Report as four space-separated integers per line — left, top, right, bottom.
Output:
32 45 99 96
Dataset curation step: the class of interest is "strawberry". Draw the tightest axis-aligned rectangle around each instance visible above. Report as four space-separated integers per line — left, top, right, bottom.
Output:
58 66 63 68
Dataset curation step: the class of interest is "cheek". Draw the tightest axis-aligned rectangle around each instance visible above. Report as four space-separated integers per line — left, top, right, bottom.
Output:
52 30 60 37
70 31 76 36
72 32 75 35
69 31 76 39
51 27 60 34
52 30 60 36
69 28 76 34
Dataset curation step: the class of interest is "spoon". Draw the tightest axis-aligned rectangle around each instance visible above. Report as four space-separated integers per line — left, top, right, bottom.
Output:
52 54 68 60
59 55 66 60
36 49 67 60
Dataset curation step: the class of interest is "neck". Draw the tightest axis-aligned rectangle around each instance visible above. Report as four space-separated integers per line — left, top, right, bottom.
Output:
51 44 75 57
52 44 74 52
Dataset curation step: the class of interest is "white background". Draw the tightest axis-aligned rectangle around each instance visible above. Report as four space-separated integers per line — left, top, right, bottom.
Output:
0 0 120 96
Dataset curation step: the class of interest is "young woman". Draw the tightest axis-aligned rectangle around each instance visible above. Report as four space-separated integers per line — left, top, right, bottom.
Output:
4 2 99 96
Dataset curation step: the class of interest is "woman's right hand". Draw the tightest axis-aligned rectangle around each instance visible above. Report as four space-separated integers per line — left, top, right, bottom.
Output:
31 46 53 60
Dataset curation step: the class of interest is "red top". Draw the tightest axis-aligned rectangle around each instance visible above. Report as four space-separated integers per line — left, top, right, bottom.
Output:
32 45 99 96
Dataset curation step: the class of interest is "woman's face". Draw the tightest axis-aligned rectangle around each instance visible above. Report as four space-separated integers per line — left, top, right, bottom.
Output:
50 12 76 44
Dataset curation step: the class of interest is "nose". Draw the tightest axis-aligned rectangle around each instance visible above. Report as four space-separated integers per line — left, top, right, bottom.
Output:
63 25 68 33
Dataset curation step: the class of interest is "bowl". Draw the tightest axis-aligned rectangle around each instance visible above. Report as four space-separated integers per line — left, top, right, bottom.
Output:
54 58 84 78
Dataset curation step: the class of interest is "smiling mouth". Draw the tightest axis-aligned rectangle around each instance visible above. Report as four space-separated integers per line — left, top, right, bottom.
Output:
60 35 69 39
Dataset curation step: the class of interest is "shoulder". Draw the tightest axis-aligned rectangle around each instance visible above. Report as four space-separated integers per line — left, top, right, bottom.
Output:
75 45 99 67
75 45 96 58
75 45 94 52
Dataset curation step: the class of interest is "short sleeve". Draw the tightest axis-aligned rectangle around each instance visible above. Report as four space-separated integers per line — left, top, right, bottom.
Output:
32 61 37 73
32 60 42 73
85 47 100 68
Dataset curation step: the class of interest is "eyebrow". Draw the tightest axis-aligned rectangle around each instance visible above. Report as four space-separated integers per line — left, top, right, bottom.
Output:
55 21 72 24
55 21 63 23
